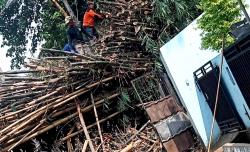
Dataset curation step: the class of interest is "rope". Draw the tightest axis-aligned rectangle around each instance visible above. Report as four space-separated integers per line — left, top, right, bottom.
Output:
207 37 225 152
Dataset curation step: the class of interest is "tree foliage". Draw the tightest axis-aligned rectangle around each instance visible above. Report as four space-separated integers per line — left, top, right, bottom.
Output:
0 0 67 69
40 3 66 49
0 0 44 69
142 0 200 62
197 0 241 51
0 0 6 9
153 0 200 31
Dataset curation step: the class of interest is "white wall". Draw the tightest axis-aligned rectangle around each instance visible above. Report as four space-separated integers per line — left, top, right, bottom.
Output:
160 18 219 146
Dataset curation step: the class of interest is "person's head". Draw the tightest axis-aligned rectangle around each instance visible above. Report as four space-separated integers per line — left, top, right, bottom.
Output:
65 16 75 26
88 2 94 9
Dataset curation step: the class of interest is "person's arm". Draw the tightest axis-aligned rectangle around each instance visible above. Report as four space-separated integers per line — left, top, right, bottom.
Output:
89 9 103 19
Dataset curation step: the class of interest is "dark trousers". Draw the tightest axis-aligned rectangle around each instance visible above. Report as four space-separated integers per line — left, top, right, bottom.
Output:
83 26 99 40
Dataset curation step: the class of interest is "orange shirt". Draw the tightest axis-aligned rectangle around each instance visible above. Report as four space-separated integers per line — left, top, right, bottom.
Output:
83 9 102 27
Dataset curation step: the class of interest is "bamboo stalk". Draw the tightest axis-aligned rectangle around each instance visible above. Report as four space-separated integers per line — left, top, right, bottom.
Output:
0 110 44 143
40 48 96 61
0 96 61 120
146 141 158 152
90 93 105 152
82 140 89 152
139 135 156 143
67 125 75 152
60 111 121 142
23 92 119 143
98 1 127 6
51 0 68 17
120 140 142 152
0 106 45 136
27 86 65 106
53 75 116 108
61 0 77 20
8 121 44 151
0 70 38 75
125 120 150 145
76 101 95 152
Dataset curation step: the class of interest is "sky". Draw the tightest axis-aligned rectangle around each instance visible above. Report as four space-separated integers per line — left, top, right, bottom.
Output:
0 35 40 71
0 36 11 71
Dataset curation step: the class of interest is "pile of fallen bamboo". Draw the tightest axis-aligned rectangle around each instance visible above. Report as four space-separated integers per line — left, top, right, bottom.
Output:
0 47 156 151
89 0 159 55
90 124 162 152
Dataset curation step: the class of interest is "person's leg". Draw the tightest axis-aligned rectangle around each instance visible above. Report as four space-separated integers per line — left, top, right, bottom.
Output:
84 27 94 39
69 42 76 52
93 27 99 39
63 44 71 52
81 25 90 42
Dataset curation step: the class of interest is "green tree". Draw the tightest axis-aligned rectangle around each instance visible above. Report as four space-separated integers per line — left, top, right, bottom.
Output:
197 0 241 51
0 0 89 69
153 0 200 31
0 0 5 8
0 0 67 69
143 0 200 56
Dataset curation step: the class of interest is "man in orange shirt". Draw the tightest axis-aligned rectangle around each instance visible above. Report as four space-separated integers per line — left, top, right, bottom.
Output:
83 2 103 40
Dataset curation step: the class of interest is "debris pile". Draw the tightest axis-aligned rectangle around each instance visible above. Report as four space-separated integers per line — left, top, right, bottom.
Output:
0 47 156 151
0 0 199 151
89 0 160 56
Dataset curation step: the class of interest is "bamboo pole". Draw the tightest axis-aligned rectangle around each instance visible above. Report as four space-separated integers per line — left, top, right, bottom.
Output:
90 93 105 152
0 107 45 137
8 121 43 151
146 141 158 152
60 111 121 142
40 48 96 61
120 140 142 152
27 86 65 106
0 70 38 75
61 0 77 20
125 120 150 145
0 110 44 143
76 101 95 152
51 0 68 17
82 140 89 152
67 125 75 152
3 95 120 148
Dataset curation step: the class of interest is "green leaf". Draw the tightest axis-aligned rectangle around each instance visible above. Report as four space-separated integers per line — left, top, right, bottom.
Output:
197 0 241 51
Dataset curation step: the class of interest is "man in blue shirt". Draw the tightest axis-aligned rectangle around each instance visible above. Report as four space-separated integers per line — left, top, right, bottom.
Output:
63 16 83 53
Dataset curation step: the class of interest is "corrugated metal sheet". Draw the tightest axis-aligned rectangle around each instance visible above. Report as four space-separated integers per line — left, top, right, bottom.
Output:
154 112 191 141
215 143 250 152
163 130 194 152
144 96 194 152
144 96 182 123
